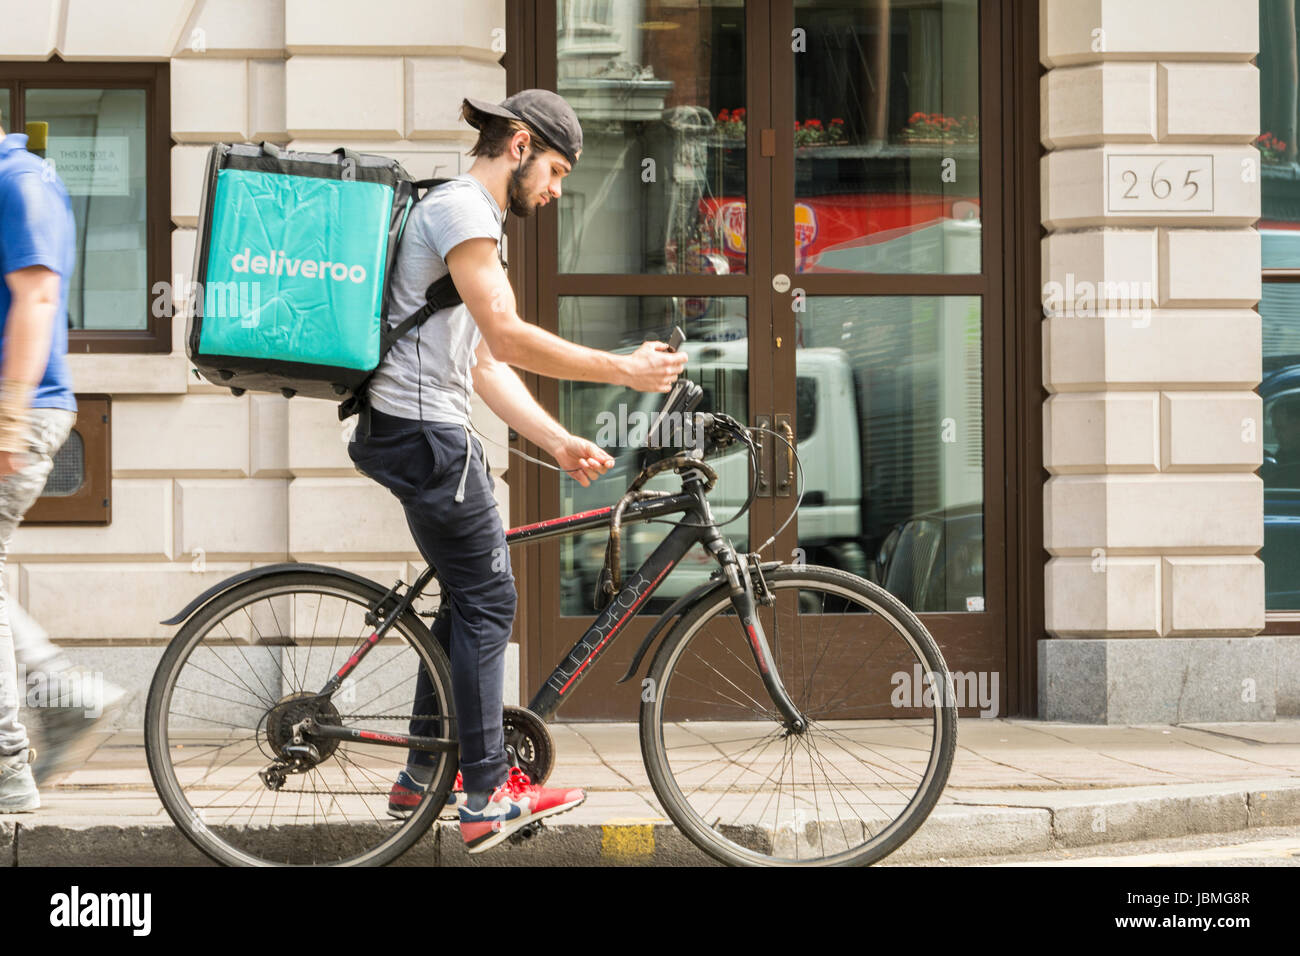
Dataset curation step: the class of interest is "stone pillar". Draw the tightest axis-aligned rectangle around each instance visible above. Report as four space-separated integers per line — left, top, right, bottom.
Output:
1038 0 1282 721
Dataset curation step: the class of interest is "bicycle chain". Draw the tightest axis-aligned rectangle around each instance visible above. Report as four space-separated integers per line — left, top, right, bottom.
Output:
263 788 390 795
333 714 446 721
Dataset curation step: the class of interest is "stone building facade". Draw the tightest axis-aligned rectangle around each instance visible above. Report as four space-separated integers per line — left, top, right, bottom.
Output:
0 0 1294 723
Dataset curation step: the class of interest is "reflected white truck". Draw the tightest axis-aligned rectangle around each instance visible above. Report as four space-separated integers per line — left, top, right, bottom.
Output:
564 339 867 608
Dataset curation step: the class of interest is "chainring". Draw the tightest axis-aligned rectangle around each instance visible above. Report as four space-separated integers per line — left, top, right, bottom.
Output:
503 706 554 785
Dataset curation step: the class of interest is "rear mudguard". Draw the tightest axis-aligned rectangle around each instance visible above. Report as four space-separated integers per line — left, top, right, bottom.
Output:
160 562 394 626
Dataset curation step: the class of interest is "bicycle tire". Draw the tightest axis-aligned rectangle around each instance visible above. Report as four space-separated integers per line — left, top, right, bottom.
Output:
639 564 957 867
145 570 457 867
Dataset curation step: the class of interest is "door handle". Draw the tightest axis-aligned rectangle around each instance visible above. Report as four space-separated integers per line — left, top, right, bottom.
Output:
752 414 771 497
776 414 794 497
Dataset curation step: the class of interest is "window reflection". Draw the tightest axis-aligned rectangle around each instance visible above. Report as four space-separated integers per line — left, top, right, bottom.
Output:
25 88 149 331
1259 285 1300 609
793 0 981 274
1259 3 1300 609
558 296 748 614
557 0 746 274
1260 0 1300 268
795 296 984 612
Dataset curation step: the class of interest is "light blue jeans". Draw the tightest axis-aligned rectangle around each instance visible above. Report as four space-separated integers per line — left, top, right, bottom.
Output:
0 408 75 756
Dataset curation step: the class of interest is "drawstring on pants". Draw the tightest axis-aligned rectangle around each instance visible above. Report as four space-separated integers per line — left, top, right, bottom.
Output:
455 423 473 503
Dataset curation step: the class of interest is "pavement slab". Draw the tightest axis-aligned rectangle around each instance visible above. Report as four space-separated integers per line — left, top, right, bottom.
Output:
4 718 1299 865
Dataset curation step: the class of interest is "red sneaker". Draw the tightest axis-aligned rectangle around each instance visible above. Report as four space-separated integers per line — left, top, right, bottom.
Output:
388 769 463 820
458 766 586 854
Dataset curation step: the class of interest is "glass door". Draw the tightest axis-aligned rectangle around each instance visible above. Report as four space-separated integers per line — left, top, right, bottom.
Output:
765 0 1006 711
518 0 1010 717
522 0 780 717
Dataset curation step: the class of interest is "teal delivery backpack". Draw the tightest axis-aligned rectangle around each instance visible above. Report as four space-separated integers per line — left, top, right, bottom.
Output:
187 142 462 406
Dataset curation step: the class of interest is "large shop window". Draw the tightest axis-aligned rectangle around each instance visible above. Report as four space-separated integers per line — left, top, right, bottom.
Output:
0 63 170 352
1260 1 1300 612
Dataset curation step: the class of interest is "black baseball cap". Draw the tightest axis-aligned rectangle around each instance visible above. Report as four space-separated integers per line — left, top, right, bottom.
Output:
463 89 583 166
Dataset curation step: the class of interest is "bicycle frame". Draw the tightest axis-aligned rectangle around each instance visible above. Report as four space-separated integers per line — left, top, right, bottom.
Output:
303 463 807 756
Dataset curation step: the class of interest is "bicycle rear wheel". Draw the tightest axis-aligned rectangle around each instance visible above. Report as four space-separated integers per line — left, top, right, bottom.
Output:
145 570 456 866
640 564 956 866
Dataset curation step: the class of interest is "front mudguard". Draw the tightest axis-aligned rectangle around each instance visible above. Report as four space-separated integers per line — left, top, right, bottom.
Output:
614 560 782 685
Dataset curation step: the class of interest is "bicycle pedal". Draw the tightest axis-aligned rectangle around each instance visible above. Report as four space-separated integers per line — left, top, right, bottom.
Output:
507 821 545 845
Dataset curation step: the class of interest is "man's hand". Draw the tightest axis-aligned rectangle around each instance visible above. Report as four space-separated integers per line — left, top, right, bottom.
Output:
619 341 688 393
551 434 615 487
0 451 29 477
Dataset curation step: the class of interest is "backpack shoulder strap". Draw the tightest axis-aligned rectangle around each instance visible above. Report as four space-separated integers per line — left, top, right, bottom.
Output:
369 177 509 371
378 272 463 356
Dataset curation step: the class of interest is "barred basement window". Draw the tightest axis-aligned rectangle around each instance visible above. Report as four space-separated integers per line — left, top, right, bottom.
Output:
41 429 84 497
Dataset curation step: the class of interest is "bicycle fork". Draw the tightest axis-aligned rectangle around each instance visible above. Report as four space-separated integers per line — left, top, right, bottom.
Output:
709 538 807 734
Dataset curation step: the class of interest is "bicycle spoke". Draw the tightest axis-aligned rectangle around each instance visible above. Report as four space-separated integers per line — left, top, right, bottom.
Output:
151 575 453 866
204 634 276 708
648 570 955 866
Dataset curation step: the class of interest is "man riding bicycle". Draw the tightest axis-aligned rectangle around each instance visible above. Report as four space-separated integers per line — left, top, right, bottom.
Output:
347 90 686 853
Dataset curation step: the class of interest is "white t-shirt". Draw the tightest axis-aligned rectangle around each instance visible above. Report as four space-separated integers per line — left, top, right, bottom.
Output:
366 174 504 424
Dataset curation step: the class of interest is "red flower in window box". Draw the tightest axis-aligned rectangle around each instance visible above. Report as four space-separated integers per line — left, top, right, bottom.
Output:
716 108 746 140
1257 131 1288 163
902 110 978 143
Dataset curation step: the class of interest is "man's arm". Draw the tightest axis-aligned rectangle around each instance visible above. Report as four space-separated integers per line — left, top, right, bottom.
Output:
470 338 614 487
0 265 59 463
447 237 686 392
3 265 58 384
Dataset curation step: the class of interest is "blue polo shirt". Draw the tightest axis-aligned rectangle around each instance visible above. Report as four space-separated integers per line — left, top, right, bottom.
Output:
0 133 76 412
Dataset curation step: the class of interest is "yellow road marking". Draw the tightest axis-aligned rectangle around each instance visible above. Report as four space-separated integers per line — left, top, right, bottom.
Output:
601 818 663 858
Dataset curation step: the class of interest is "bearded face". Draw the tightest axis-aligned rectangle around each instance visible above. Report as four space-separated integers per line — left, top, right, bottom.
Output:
507 150 546 217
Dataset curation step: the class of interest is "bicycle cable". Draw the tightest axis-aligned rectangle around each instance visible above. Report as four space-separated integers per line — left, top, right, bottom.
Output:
468 418 569 473
637 433 760 533
750 424 806 555
473 415 804 546
626 422 805 548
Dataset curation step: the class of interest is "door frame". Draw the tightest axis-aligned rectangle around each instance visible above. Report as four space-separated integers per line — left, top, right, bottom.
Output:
505 0 1043 717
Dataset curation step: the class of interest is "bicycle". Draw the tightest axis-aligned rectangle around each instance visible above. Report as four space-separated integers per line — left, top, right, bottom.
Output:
145 387 957 867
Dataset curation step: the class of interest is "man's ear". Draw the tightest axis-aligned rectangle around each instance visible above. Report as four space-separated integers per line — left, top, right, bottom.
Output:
512 128 531 160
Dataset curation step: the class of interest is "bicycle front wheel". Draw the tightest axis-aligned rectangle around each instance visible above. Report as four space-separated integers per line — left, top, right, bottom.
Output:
640 564 957 866
145 570 457 867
